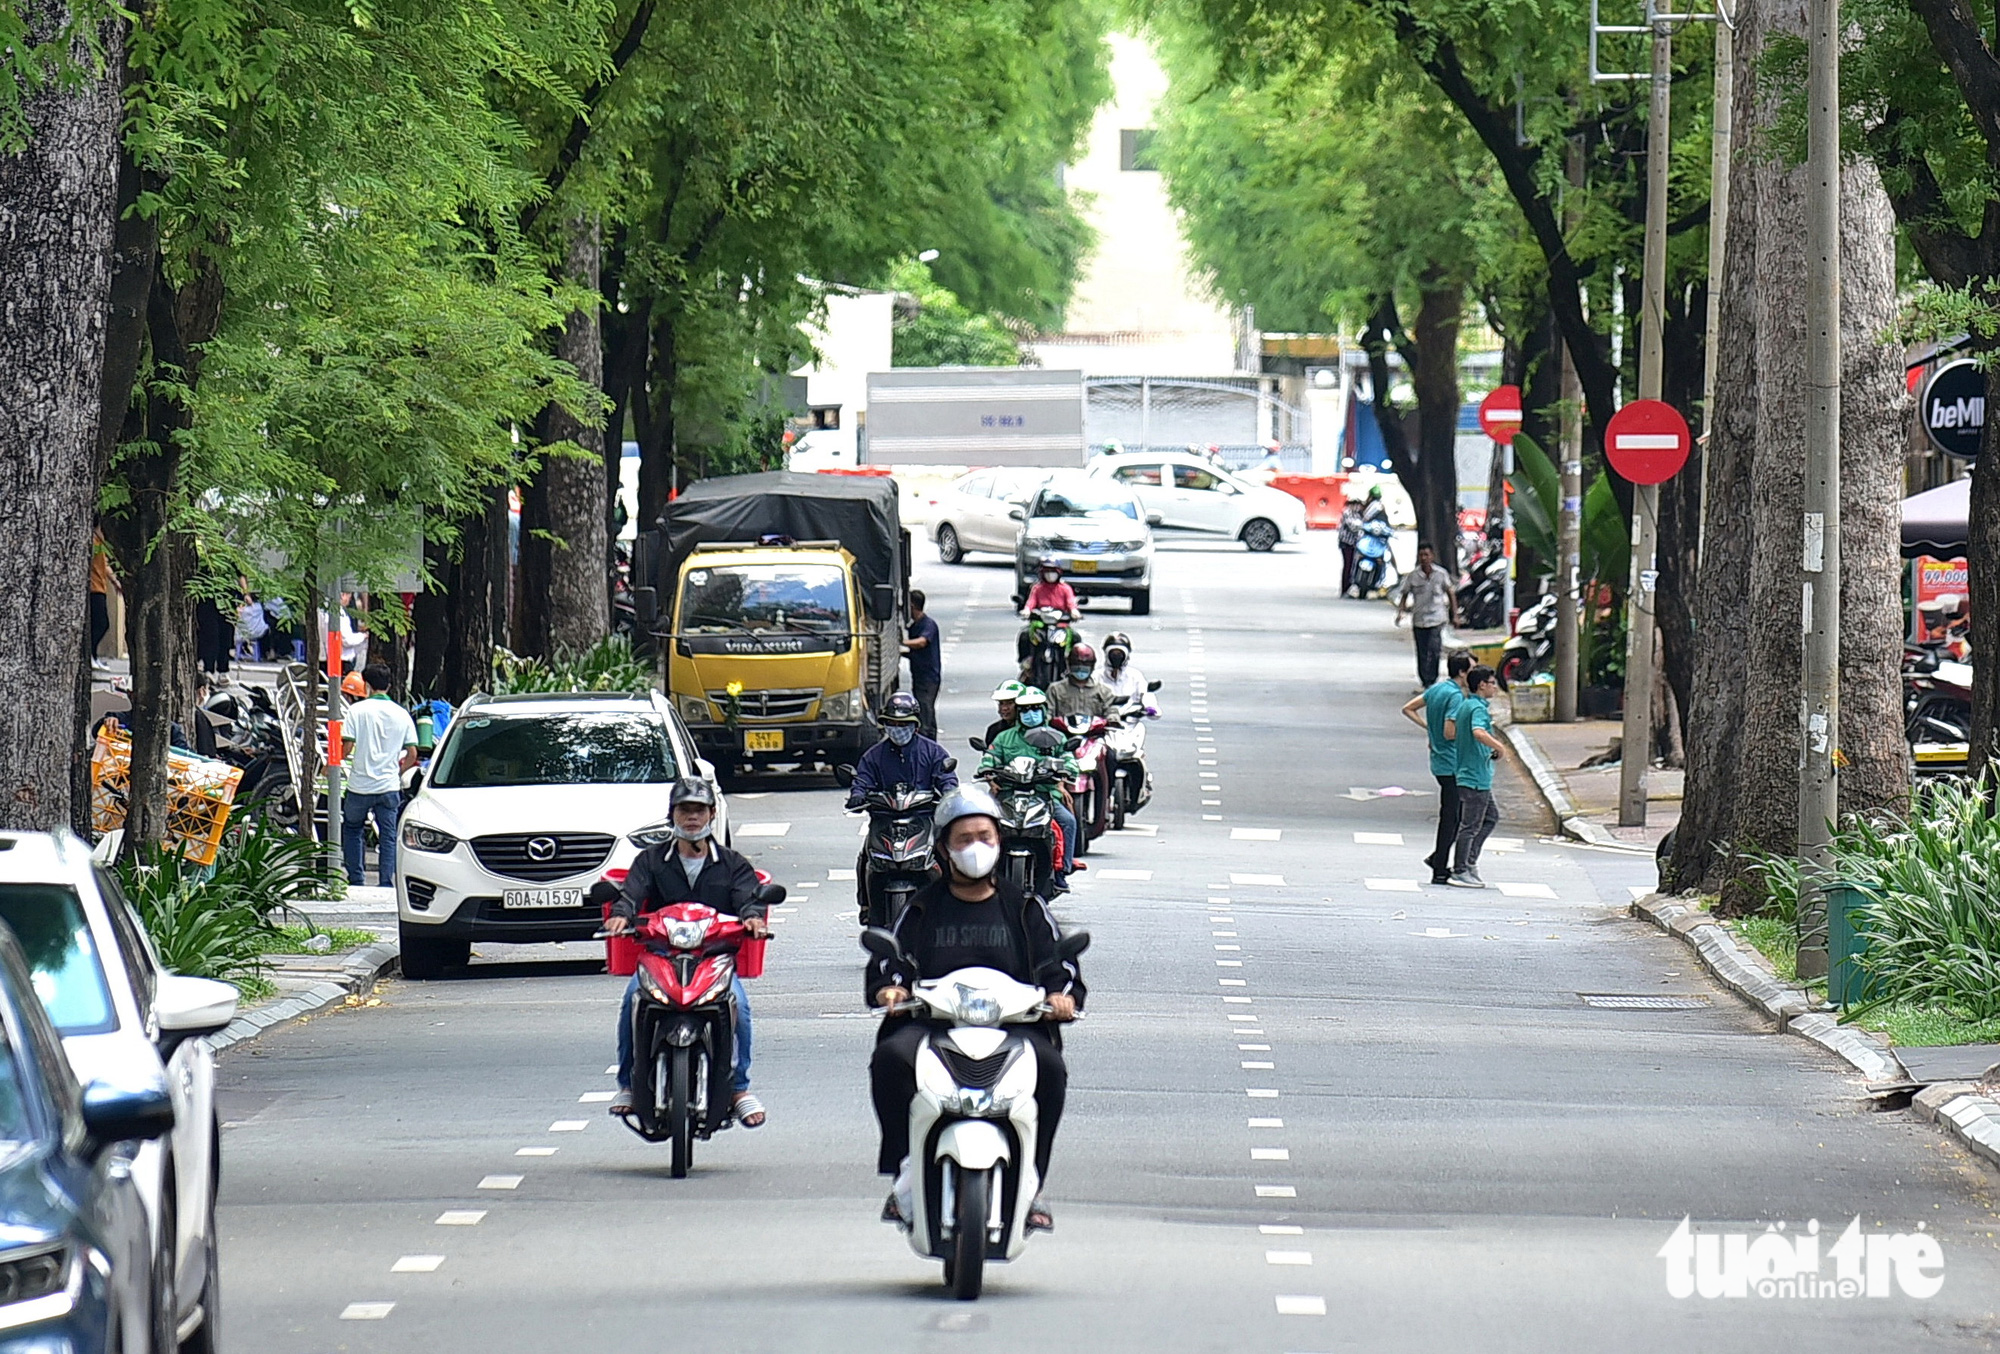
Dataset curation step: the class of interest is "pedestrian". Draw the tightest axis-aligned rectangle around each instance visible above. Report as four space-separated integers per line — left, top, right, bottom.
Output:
340 661 418 887
902 589 941 740
1337 501 1363 597
88 530 114 671
1444 665 1509 888
1401 651 1472 886
1394 542 1458 689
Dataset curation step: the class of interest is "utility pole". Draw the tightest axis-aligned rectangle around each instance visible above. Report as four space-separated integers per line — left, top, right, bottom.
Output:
1796 0 1841 979
1616 16 1672 827
1556 139 1586 724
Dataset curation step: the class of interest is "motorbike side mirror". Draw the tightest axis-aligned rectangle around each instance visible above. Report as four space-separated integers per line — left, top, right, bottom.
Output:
1066 736 1083 752
941 757 957 773
1146 679 1162 692
968 736 988 753
406 769 424 795
587 879 620 907
860 927 907 965
754 883 787 908
832 764 855 788
1024 727 1063 753
1055 930 1091 962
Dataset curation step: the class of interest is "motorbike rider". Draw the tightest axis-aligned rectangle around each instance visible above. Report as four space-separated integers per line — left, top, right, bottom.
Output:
1018 556 1081 664
867 785 1084 1235
986 679 1026 746
847 692 959 920
1098 633 1153 709
1047 643 1117 725
1362 483 1389 525
977 687 1081 893
605 778 770 1127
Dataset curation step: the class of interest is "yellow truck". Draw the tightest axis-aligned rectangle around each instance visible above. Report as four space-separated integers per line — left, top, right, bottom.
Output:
655 472 909 777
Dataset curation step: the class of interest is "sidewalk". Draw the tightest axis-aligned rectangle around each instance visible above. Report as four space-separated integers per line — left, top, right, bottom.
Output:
1504 715 1680 850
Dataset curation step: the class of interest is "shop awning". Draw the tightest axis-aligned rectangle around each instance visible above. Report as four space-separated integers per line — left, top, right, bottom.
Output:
1902 477 1969 559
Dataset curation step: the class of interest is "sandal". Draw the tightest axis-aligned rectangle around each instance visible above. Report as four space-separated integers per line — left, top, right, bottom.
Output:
732 1092 766 1129
608 1087 634 1116
1026 1196 1054 1233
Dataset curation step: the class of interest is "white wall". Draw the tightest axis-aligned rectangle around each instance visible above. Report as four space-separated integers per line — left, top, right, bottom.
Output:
791 287 895 465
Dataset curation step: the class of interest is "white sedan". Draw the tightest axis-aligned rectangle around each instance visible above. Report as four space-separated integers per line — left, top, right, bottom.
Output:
0 829 240 1354
927 467 1050 562
1087 452 1308 551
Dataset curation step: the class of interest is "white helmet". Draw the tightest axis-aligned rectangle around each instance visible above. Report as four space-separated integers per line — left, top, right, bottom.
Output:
933 784 1004 836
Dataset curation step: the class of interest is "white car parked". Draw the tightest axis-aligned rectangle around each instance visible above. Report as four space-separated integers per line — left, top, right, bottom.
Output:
395 691 729 978
0 829 240 1354
928 467 1050 563
1087 451 1308 552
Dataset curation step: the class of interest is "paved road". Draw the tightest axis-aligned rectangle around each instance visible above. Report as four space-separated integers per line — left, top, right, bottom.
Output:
218 535 2000 1352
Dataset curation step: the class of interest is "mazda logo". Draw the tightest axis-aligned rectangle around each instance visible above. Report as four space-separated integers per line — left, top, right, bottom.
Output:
525 836 559 862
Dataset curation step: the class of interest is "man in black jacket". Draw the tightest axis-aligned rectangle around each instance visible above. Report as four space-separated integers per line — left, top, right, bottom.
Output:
606 778 770 1125
867 786 1084 1233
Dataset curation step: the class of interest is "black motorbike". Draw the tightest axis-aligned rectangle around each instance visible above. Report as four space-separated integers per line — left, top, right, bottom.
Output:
202 683 302 831
849 781 943 928
1458 543 1509 631
1020 608 1078 691
969 727 1070 898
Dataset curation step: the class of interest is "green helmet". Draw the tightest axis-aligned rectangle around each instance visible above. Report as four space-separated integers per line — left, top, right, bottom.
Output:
990 679 1027 704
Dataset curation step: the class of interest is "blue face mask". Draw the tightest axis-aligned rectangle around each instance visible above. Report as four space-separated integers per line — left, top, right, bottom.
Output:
1019 708 1047 729
885 724 915 747
1069 668 1092 683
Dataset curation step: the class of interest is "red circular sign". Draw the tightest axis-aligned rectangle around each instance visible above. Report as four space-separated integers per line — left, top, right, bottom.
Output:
1478 385 1523 445
1604 399 1691 484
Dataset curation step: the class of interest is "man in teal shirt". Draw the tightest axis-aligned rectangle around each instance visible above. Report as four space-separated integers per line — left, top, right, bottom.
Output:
1443 665 1509 888
1401 652 1472 885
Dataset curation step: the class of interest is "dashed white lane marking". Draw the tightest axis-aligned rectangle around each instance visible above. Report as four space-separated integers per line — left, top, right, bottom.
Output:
1259 1222 1302 1234
1220 978 1248 986
1222 996 1253 1004
1094 868 1153 880
550 1120 588 1132
1238 1043 1269 1050
1251 1147 1289 1160
1255 1185 1297 1198
477 1175 523 1190
1353 831 1404 846
392 1255 444 1273
1233 1028 1264 1035
1231 873 1285 885
827 868 857 881
1246 1088 1279 1098
1230 827 1281 841
1199 759 1218 766
341 1302 396 1320
734 822 790 837
578 1092 615 1103
1241 1060 1273 1069
1216 960 1243 968
604 1065 619 1075
1488 837 1525 852
1215 944 1241 951
1212 930 1237 937
1208 896 1231 905
1496 882 1558 899
1249 1117 1284 1128
1275 1295 1326 1316
1227 1014 1257 1022
516 1147 558 1157
1266 1250 1312 1264
1365 878 1420 892
435 1211 485 1226
1203 814 1223 821
1417 927 1466 938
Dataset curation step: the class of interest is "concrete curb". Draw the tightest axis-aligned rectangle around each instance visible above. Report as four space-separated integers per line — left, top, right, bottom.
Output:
1629 893 2000 1173
1503 725 1638 851
205 940 400 1054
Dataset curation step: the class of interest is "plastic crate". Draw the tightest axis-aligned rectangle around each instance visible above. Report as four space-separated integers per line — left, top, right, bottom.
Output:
90 728 243 866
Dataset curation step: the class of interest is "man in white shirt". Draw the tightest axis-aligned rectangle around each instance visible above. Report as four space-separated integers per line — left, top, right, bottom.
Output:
340 662 418 886
1394 542 1460 689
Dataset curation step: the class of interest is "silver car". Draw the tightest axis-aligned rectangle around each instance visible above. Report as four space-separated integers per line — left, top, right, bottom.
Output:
929 467 1049 562
1012 474 1156 614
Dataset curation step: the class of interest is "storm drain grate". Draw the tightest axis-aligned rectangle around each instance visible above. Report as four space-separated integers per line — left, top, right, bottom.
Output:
1578 993 1712 1010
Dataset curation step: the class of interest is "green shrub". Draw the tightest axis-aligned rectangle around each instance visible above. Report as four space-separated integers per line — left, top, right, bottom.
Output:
491 636 653 695
116 842 276 987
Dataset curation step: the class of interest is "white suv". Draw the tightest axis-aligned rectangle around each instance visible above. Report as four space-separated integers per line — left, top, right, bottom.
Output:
395 691 729 978
0 829 240 1354
1088 451 1308 551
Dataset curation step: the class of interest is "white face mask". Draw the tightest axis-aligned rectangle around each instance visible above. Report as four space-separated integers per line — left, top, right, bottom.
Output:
949 840 1000 880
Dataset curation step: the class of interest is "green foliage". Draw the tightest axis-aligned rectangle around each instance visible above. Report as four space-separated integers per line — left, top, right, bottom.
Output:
888 260 1022 367
1731 913 1800 984
1855 1003 2000 1049
491 636 654 695
264 924 376 954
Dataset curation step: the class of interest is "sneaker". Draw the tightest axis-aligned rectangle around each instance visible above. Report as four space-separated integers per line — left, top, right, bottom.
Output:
608 1087 634 1115
1448 869 1486 889
1430 874 1452 886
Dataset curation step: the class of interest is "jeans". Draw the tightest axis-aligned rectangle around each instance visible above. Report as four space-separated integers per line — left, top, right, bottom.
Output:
1338 543 1357 595
911 680 940 741
1427 774 1461 878
1051 802 1078 889
1452 785 1500 873
341 790 402 886
617 974 752 1094
1413 625 1444 688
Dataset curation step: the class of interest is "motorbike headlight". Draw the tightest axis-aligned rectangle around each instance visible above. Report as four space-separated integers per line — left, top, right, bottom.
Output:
943 1086 1017 1116
628 821 676 848
401 822 457 853
664 918 712 949
637 965 673 1003
677 695 713 724
954 986 1003 1027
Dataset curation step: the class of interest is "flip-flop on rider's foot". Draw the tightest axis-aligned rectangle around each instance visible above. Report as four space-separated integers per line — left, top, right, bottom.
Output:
733 1092 766 1129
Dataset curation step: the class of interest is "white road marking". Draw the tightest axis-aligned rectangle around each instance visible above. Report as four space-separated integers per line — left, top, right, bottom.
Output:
1231 873 1285 885
734 822 791 837
392 1255 444 1273
1353 831 1404 846
1417 927 1464 938
1365 878 1420 892
1216 960 1243 967
1230 827 1281 841
1496 882 1558 899
1238 1043 1269 1050
477 1175 524 1190
549 1120 588 1132
435 1211 485 1226
1215 944 1240 951
578 1091 615 1103
1212 930 1237 937
1107 823 1158 836
1241 1060 1273 1069
1266 1250 1312 1265
1259 1222 1302 1233
341 1302 396 1320
1255 1185 1297 1198
1220 978 1247 986
1487 837 1525 853
1203 814 1223 820
1199 759 1218 766
1275 1295 1326 1316
1234 1028 1264 1035
1247 1088 1279 1098
827 868 857 880
1629 885 1653 898
1208 896 1231 905
1252 1147 1289 1160
1222 996 1253 1004
1249 1117 1284 1128
1227 1014 1257 1022
794 881 820 888
1094 869 1153 880
516 1147 558 1157
604 1065 619 1075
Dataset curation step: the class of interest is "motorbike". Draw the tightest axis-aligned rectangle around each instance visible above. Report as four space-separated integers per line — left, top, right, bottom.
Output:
1020 608 1079 691
969 727 1070 898
1458 543 1509 631
1351 520 1397 598
843 777 945 928
1102 682 1160 832
201 682 302 830
860 926 1090 1301
595 882 785 1178
1056 713 1113 854
1904 644 1973 748
1498 594 1559 688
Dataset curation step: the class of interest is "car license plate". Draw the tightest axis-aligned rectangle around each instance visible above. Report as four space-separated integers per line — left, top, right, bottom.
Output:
1070 558 1098 573
502 888 584 909
744 730 784 752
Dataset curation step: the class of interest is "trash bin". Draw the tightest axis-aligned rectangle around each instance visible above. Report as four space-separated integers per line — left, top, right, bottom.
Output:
1825 881 1880 1008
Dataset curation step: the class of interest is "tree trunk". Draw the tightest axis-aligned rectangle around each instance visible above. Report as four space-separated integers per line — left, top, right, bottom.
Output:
518 217 609 657
636 313 678 532
415 486 507 704
1409 283 1465 568
0 18 121 832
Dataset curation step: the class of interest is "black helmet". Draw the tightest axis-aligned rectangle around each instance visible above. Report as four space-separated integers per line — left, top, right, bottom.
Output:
1103 632 1132 659
881 692 921 725
669 778 718 810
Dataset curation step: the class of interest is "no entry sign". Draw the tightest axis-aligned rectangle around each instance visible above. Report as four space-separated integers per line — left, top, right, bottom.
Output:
1605 399 1691 484
1479 385 1523 445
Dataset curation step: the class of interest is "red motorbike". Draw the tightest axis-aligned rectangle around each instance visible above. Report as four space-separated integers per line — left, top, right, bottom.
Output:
1058 711 1114 854
593 881 784 1178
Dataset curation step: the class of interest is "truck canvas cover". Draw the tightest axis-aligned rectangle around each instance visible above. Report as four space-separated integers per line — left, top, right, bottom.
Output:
658 472 904 619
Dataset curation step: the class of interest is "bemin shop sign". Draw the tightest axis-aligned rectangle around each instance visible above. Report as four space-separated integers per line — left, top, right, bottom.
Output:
1923 359 1985 459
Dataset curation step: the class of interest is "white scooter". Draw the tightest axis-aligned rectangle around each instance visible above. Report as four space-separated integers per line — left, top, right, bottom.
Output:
862 928 1089 1300
1103 680 1160 831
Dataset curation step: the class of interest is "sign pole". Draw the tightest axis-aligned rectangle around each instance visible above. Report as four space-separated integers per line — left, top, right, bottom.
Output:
1796 0 1841 979
324 577 346 879
1477 386 1524 632
1618 16 1672 827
